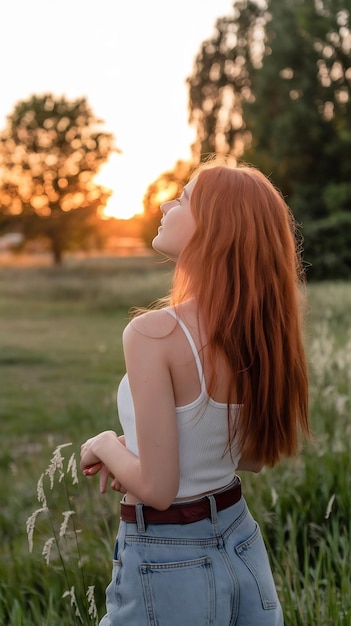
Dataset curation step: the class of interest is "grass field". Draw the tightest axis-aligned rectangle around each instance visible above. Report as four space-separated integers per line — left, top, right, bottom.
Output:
1 255 350 625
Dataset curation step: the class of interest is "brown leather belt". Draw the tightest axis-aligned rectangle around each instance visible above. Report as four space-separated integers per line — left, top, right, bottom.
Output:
120 478 242 525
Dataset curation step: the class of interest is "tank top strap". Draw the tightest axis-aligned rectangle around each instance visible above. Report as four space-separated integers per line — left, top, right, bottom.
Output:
164 307 206 393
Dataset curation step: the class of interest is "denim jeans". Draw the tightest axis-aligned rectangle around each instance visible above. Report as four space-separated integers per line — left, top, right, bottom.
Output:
99 493 284 626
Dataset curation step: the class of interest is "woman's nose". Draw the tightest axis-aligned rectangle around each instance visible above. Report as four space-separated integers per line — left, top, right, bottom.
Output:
160 200 172 215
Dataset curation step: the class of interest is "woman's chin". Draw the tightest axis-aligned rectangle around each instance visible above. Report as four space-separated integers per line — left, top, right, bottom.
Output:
152 232 165 252
151 236 160 252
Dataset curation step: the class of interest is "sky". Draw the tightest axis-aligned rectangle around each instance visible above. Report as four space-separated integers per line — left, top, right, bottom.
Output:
0 0 234 219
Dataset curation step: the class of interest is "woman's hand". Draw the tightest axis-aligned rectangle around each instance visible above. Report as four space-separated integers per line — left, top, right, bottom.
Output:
80 433 126 493
83 462 127 494
80 430 117 470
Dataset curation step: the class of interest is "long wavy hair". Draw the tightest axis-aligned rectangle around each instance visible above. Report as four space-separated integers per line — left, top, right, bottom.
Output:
170 157 310 466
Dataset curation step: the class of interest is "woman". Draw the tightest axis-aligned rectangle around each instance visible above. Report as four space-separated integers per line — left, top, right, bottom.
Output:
80 157 310 625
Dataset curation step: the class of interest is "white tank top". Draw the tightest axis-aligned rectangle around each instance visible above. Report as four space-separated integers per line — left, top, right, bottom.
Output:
117 307 242 498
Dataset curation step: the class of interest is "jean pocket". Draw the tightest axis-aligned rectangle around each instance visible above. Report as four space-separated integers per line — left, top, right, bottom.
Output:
235 523 279 610
139 556 215 626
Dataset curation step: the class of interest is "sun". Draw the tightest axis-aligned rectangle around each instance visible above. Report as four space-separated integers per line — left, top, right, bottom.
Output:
95 156 145 220
102 192 144 220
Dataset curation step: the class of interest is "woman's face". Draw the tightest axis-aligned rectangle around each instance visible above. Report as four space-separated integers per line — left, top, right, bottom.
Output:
152 177 197 261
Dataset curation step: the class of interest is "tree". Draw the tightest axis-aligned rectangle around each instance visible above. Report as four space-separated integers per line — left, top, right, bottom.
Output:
0 94 118 264
142 160 194 247
187 0 265 160
187 0 351 278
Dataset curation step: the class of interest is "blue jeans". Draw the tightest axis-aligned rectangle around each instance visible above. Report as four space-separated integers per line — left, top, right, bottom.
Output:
99 494 284 625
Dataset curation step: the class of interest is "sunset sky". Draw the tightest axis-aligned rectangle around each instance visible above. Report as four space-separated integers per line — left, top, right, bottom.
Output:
0 0 234 219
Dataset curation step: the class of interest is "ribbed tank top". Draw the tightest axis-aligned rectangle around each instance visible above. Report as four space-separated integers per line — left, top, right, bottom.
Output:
117 307 242 498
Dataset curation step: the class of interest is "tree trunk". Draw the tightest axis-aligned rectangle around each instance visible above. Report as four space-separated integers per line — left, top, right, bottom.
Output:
51 237 63 265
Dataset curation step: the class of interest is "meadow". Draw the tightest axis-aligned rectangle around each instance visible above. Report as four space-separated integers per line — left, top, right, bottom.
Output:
0 255 350 625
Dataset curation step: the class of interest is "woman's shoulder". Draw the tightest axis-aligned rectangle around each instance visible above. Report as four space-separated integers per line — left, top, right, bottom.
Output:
123 307 177 343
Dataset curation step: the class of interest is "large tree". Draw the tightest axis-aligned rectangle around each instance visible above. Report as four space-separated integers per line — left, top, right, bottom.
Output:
0 94 118 264
187 0 264 160
187 0 351 278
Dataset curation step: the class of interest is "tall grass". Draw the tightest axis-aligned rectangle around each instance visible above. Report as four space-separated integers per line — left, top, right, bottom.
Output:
240 281 351 625
0 257 350 625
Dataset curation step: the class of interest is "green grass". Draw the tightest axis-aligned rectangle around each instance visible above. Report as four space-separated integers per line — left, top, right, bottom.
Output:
0 257 350 625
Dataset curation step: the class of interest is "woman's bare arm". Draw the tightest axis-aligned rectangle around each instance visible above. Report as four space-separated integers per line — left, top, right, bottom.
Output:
81 312 180 510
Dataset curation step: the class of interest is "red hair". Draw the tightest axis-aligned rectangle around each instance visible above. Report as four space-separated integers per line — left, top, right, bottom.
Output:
170 158 309 466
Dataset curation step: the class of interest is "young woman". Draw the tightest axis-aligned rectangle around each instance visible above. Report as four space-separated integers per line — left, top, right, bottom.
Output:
80 157 310 625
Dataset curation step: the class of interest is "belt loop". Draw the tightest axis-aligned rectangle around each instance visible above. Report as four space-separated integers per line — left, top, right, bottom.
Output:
115 520 126 559
207 494 218 525
135 503 146 533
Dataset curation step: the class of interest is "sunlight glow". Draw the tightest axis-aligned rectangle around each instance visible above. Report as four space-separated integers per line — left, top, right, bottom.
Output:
0 0 235 220
95 154 146 220
156 185 178 204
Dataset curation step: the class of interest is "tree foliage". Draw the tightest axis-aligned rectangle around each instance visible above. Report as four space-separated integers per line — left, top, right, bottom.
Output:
0 94 118 264
187 0 351 279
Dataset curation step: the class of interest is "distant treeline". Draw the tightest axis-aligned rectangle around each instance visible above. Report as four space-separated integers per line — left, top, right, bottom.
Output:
1 0 350 277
